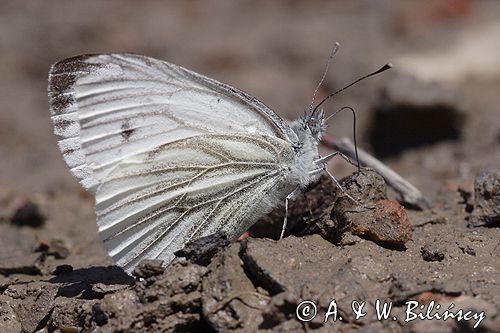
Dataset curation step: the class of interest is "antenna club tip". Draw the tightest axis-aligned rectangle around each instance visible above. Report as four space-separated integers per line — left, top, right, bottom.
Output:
375 63 393 74
381 63 392 71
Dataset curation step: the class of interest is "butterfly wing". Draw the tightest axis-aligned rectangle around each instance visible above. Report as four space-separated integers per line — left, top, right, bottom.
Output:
48 53 296 192
97 133 294 272
48 54 296 272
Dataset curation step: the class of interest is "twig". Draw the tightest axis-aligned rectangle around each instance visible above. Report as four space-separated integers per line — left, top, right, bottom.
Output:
323 135 429 209
206 291 270 315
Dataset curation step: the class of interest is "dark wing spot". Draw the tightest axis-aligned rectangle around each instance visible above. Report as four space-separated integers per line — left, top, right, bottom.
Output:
62 148 77 156
54 118 74 131
49 73 78 95
121 120 135 141
49 94 73 115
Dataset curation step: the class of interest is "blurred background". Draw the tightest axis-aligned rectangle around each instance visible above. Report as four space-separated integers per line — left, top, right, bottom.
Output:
1 0 499 195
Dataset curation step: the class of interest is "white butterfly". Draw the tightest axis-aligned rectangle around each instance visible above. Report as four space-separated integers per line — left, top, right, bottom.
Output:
48 53 344 273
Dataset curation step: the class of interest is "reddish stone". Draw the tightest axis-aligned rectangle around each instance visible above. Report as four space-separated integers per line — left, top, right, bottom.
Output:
347 199 412 246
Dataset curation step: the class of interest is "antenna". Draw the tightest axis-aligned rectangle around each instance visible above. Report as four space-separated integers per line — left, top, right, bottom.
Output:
309 42 340 112
312 63 392 113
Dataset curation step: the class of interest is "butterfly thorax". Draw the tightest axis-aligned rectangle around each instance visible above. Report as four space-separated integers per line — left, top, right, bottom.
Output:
287 109 325 189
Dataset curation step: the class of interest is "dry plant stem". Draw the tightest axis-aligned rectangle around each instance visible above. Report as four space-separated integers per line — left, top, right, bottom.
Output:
206 291 271 315
323 135 429 209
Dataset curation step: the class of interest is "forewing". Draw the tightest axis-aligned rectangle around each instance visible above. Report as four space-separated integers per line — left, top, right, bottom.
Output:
96 134 294 272
48 53 295 192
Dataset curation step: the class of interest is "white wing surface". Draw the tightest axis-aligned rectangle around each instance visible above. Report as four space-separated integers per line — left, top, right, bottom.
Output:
48 53 295 192
97 133 294 271
48 54 296 272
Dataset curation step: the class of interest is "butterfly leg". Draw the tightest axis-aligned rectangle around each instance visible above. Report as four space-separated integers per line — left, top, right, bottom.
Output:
314 151 359 169
280 186 301 240
313 153 369 207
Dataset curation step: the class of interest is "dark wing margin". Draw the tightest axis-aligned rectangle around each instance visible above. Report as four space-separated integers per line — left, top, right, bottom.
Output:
48 55 104 190
49 54 102 115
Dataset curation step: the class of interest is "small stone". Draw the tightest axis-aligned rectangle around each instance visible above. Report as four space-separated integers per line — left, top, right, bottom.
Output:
92 282 129 295
175 232 230 266
326 170 412 247
132 259 165 279
59 326 80 333
35 239 70 259
421 243 445 262
460 245 476 256
10 200 45 227
91 303 108 326
50 297 92 332
469 168 500 227
339 232 363 246
348 199 412 246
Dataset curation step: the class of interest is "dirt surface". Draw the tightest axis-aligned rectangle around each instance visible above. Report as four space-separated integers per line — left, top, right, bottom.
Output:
1 1 500 332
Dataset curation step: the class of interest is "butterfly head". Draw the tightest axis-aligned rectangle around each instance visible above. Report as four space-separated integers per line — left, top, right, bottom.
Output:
302 108 326 142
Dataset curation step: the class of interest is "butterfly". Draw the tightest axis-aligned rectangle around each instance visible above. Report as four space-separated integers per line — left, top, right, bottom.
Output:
48 53 389 273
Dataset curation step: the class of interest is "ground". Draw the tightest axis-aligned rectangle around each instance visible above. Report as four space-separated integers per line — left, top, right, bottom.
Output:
0 1 499 332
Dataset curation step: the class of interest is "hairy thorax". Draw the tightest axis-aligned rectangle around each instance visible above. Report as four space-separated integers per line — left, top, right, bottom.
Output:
287 119 322 189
